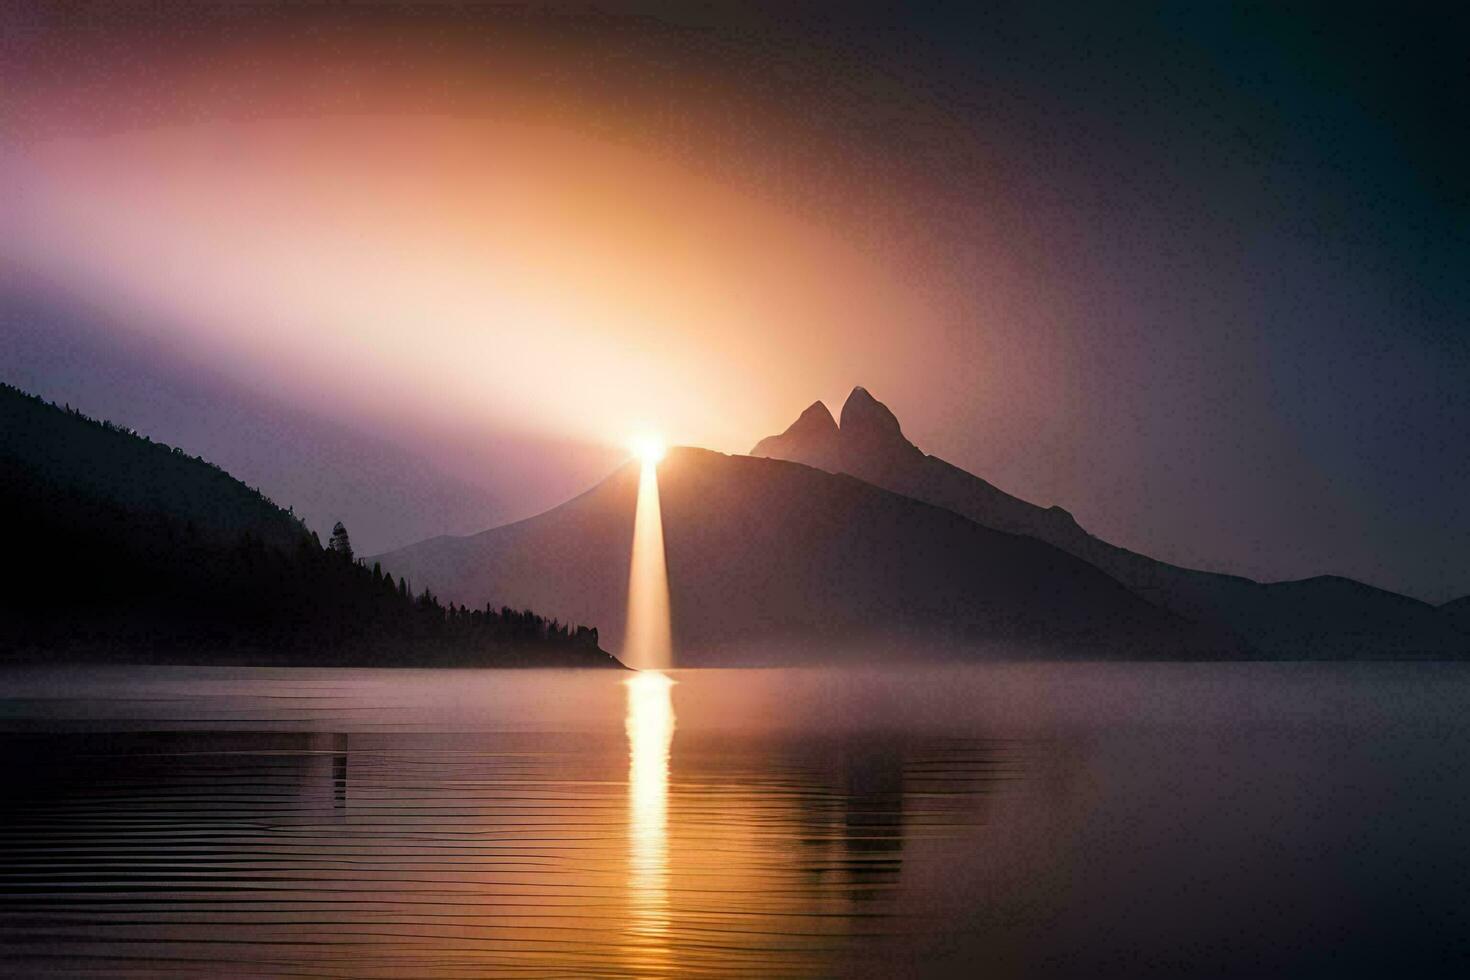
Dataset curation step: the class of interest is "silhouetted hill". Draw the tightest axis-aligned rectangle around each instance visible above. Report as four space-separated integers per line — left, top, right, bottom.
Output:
2 290 622 556
1443 596 1470 635
375 447 1240 665
0 383 617 667
754 387 1469 659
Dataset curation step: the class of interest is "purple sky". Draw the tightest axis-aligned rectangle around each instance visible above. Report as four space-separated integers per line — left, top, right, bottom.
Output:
2 2 1466 601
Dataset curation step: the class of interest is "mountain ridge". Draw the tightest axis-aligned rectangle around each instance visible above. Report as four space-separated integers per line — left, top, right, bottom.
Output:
375 446 1244 664
752 387 1468 658
0 383 618 667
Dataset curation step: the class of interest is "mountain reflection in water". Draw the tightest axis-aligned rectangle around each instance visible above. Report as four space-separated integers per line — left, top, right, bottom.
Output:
0 667 1014 978
1 664 1469 978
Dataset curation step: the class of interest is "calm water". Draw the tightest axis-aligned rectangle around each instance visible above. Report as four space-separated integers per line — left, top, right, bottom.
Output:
1 663 1468 978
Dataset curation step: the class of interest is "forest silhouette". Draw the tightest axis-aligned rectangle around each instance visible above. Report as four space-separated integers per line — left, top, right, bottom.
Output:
0 383 616 667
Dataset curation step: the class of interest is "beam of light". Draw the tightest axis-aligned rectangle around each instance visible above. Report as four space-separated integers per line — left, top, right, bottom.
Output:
625 670 676 965
624 454 672 670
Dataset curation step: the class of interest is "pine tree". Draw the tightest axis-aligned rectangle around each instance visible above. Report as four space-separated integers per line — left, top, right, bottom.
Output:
328 521 353 562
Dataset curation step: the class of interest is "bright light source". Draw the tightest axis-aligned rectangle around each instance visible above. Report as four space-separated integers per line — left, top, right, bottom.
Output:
630 434 666 464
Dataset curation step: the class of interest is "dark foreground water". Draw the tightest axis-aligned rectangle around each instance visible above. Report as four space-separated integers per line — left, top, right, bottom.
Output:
1 663 1468 978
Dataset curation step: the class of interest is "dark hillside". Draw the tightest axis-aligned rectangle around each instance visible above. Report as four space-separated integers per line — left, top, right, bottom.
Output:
0 383 617 667
376 447 1240 664
755 387 1469 660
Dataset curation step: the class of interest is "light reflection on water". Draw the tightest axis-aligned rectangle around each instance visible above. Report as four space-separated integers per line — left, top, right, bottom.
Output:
626 670 675 968
0 666 1014 978
1 663 1469 977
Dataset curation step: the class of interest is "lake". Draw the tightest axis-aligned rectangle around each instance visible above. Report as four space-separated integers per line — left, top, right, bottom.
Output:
1 663 1468 977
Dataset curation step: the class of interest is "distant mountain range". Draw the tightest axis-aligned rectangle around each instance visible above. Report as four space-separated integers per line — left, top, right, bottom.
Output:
375 447 1237 664
0 383 617 667
753 388 1469 659
8 366 1463 665
381 387 1468 663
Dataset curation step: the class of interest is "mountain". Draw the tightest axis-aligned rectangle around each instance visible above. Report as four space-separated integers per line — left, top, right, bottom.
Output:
754 387 1470 659
0 383 618 667
0 290 622 556
1443 597 1470 634
374 447 1239 665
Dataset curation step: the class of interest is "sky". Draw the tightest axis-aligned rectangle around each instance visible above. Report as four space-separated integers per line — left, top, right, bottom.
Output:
2 1 1466 601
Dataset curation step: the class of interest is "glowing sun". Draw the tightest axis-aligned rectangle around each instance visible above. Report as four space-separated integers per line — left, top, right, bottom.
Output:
630 434 666 465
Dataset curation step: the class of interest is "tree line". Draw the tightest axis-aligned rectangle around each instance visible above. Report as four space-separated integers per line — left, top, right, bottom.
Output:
0 383 613 667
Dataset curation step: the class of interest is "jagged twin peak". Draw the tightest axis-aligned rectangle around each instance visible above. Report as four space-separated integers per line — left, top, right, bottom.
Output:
752 386 921 468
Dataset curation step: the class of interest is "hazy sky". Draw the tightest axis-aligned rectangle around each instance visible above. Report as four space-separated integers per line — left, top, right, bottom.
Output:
2 2 1466 600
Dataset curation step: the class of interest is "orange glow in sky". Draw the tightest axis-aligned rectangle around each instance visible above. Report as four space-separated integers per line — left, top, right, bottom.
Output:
630 434 667 465
3 115 934 459
7 6 1458 602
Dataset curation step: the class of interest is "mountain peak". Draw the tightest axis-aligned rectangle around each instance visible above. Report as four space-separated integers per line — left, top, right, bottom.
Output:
839 386 912 456
754 386 918 468
791 400 838 436
750 399 840 465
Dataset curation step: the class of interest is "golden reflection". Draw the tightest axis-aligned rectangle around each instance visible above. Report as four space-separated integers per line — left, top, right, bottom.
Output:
626 670 676 966
624 457 672 670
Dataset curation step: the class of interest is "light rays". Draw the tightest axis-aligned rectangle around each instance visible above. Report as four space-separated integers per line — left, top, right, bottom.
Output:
623 455 672 671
